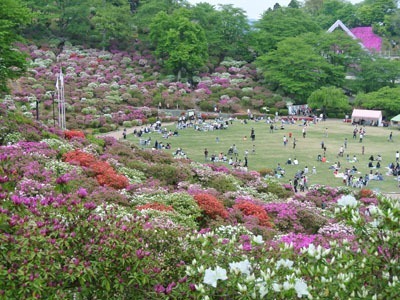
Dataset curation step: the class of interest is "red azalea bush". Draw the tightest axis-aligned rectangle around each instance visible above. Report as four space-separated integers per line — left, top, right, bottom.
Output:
63 150 128 189
136 203 174 212
64 130 85 140
358 188 374 199
233 200 272 227
63 149 96 167
194 193 228 219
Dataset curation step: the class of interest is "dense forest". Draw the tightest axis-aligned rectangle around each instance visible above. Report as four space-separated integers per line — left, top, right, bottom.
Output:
2 0 400 119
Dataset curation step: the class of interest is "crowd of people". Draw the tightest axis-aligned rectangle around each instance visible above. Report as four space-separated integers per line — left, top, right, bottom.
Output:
125 111 399 192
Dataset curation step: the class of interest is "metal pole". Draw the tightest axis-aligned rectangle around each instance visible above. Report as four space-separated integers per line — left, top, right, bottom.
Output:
36 100 39 120
52 92 56 126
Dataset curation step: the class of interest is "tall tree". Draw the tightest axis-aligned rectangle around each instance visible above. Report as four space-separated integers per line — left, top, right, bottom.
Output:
215 5 251 61
256 36 345 102
307 86 350 115
355 86 400 117
0 0 31 93
149 9 208 81
354 57 400 93
252 7 321 55
190 3 252 64
312 0 359 29
90 0 137 50
355 0 397 26
23 0 136 49
133 0 188 35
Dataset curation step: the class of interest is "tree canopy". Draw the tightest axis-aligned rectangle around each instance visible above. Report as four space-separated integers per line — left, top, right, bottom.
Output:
0 0 31 93
307 86 350 115
355 86 400 117
253 7 321 55
256 36 345 102
149 9 208 80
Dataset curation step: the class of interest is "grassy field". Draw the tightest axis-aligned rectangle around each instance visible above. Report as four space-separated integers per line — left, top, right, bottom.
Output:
127 118 400 193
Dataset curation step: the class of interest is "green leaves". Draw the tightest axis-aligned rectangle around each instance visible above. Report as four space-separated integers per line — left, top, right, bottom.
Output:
149 9 208 80
0 0 31 93
308 86 350 113
256 36 345 102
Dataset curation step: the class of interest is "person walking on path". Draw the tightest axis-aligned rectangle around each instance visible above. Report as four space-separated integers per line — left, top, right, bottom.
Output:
204 148 209 162
389 132 393 142
269 124 274 133
293 177 298 193
353 128 358 139
250 128 255 141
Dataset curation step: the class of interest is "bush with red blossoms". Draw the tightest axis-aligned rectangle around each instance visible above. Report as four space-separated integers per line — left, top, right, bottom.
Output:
136 202 174 212
64 130 85 140
194 193 228 219
63 150 128 189
233 200 272 228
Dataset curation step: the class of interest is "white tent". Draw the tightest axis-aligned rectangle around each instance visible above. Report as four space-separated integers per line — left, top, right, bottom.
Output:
351 109 382 126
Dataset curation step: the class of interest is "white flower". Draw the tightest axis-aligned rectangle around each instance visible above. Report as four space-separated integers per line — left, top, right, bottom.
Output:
276 259 294 269
253 235 264 244
337 195 358 207
229 259 252 276
294 278 309 297
283 281 292 290
203 266 228 288
237 283 247 292
272 283 281 292
257 282 268 298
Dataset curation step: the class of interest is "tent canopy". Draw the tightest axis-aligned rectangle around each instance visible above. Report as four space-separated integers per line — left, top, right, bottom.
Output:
391 114 400 123
351 109 382 126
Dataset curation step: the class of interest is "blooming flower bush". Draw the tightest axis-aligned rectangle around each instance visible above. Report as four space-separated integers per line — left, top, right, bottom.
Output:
0 103 398 299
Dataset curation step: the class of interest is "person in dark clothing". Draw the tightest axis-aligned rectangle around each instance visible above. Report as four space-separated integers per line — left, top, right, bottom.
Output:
293 177 298 193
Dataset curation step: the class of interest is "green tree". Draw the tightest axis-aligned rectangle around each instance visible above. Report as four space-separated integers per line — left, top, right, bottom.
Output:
23 0 136 49
252 7 321 55
149 9 208 81
355 86 400 117
90 0 137 50
313 0 359 29
355 0 397 26
0 0 31 93
190 3 252 65
256 36 345 102
215 4 252 61
133 0 188 35
307 86 350 115
354 57 400 93
303 31 367 69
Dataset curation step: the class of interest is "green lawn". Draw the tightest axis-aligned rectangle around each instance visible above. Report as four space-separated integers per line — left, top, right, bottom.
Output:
127 118 400 193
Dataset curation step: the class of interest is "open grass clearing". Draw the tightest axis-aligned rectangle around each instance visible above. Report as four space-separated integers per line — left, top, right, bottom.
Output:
127 119 400 193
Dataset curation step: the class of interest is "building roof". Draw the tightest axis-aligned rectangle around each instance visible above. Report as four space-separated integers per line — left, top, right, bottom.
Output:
350 27 382 52
327 20 382 53
352 109 382 119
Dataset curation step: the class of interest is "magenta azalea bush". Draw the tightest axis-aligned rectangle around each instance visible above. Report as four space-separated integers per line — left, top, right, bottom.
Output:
1 99 399 298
